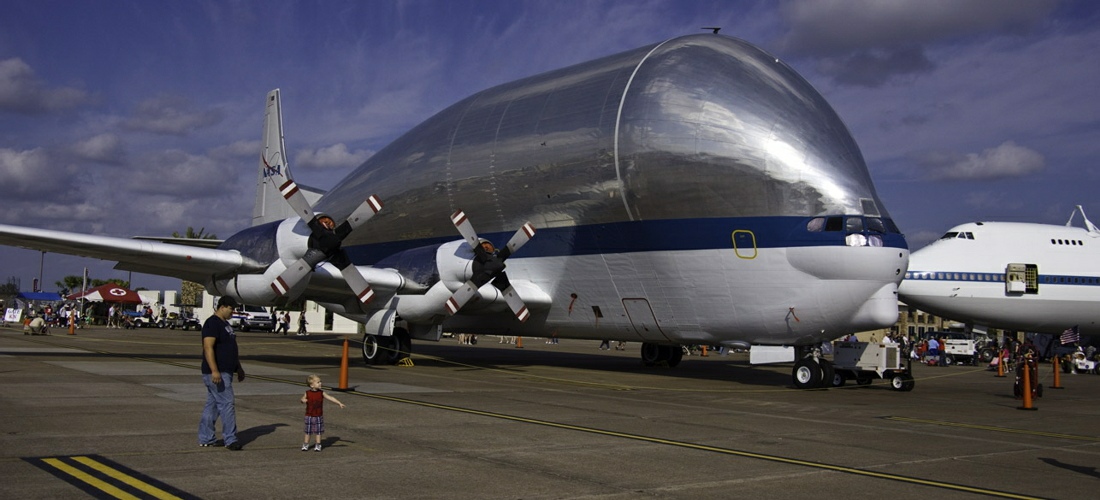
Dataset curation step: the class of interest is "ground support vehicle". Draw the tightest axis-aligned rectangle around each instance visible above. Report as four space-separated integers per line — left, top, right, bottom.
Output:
830 341 914 391
1060 350 1098 374
164 312 200 331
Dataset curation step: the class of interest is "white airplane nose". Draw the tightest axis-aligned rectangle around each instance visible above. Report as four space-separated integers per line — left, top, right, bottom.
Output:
849 283 900 330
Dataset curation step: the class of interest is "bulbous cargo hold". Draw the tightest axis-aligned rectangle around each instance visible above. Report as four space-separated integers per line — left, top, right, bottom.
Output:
319 34 891 247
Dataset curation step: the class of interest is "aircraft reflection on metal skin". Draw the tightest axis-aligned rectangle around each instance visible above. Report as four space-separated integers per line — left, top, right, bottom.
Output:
0 34 909 388
899 205 1100 337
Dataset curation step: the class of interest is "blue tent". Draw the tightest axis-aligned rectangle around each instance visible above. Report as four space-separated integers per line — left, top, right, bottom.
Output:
15 292 63 301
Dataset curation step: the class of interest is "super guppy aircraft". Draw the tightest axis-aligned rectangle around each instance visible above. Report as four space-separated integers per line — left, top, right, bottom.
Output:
0 34 909 388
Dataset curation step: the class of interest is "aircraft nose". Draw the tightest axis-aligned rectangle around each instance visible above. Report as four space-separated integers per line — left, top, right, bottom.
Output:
849 283 900 331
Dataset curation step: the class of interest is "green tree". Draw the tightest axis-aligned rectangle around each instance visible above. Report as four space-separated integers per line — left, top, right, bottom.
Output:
172 227 218 240
56 276 130 295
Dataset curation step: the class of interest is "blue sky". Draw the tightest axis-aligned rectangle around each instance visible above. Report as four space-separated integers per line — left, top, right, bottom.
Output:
1 0 1097 292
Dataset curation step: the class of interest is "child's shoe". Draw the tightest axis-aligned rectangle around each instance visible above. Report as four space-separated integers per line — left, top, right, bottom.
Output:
301 443 310 451
314 444 322 452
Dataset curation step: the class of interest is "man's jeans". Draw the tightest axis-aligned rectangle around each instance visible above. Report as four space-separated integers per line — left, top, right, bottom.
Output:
198 373 237 446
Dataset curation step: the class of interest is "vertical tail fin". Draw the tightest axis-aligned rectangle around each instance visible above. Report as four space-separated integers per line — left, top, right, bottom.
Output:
252 89 323 226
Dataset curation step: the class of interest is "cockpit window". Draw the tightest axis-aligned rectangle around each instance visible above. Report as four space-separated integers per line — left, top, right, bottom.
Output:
806 217 825 232
845 217 864 232
825 217 844 231
940 232 959 240
866 217 886 233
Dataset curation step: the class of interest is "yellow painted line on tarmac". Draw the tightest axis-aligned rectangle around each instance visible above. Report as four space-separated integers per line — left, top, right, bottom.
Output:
884 416 1100 442
41 457 141 500
26 455 198 499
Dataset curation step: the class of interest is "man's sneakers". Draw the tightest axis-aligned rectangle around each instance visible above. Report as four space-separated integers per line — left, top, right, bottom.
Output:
226 442 242 451
199 442 216 447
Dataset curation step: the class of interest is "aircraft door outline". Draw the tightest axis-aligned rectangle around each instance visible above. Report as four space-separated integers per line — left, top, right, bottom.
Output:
732 230 757 259
622 298 671 342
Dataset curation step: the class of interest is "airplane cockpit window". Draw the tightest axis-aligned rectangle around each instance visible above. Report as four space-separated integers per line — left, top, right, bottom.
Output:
940 232 959 240
810 216 898 245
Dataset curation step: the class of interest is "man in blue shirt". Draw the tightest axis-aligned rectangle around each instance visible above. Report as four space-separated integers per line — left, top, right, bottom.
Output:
199 296 246 450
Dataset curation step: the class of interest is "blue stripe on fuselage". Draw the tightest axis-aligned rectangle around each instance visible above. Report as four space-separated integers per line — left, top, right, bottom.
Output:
347 216 907 265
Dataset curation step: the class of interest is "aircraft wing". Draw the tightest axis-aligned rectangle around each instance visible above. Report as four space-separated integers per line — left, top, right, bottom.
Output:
0 223 251 283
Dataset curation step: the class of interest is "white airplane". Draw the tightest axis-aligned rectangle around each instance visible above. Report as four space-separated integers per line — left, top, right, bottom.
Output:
0 34 909 388
899 205 1100 336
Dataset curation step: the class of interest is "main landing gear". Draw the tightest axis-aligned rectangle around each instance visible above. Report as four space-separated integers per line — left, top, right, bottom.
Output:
791 345 837 389
362 329 412 365
640 342 683 367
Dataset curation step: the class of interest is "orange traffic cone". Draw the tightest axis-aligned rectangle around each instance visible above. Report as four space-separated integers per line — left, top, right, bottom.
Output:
336 337 350 391
1018 362 1037 411
1051 356 1063 389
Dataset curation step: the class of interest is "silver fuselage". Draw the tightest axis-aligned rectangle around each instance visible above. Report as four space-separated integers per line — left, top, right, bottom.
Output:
234 34 909 345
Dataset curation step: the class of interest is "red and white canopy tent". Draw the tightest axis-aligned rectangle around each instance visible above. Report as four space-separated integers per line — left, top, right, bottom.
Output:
67 283 143 304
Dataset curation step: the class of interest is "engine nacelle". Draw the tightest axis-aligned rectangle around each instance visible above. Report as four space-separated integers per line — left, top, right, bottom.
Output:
435 239 475 288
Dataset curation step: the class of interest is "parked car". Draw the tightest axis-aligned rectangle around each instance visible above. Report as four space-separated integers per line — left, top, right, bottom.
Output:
230 305 275 332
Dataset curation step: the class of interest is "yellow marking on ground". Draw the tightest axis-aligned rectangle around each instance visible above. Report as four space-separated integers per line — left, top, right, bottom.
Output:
72 456 185 500
41 457 141 500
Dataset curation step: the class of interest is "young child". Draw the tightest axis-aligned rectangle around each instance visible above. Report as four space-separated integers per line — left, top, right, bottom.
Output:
300 374 345 451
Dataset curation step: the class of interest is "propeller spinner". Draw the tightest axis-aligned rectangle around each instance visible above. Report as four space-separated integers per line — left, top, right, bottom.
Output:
445 210 535 322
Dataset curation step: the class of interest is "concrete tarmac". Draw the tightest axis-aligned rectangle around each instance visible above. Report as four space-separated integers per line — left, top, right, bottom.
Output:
1 325 1097 499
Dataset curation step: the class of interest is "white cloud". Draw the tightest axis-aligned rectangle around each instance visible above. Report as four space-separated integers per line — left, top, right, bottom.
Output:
72 133 125 164
927 141 1045 180
294 143 372 170
121 94 224 136
0 58 91 114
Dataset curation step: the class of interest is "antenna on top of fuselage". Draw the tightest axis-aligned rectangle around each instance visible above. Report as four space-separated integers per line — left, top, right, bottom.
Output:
1066 205 1100 234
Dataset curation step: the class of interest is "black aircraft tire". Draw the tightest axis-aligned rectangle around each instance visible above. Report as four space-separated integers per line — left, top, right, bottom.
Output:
641 343 661 366
361 334 387 365
667 346 683 368
792 358 822 389
388 329 412 363
819 359 836 389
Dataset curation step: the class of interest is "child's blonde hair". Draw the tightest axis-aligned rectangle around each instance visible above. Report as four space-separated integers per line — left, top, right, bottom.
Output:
307 374 321 385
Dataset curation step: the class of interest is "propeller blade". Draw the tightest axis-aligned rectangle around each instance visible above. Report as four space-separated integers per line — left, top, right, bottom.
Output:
276 179 317 222
450 210 481 250
505 222 536 254
501 285 530 322
340 264 377 306
270 257 313 298
444 281 480 315
342 195 384 232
